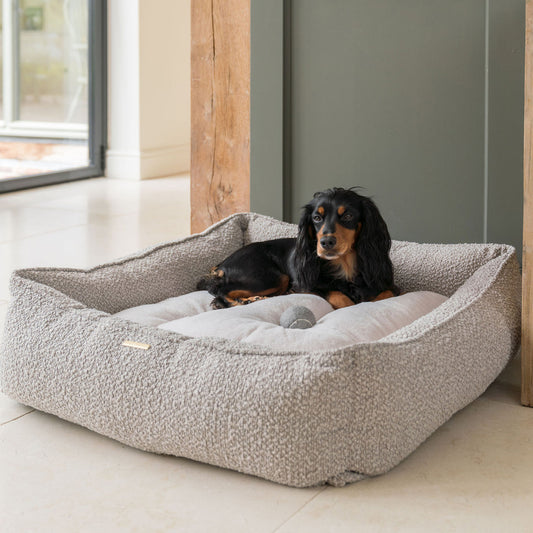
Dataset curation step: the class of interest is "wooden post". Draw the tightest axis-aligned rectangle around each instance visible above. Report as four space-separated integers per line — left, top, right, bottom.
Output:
523 0 533 406
191 0 250 234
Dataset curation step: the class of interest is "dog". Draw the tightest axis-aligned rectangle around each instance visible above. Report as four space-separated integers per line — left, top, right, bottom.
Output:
197 187 399 309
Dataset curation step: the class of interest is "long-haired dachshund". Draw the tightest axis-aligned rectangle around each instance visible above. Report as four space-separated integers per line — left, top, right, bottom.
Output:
197 187 399 309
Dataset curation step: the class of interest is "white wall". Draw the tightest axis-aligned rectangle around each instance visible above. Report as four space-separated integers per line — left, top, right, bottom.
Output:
106 0 190 180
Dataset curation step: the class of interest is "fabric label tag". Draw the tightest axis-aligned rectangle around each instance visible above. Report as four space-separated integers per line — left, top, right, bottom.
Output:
122 340 151 350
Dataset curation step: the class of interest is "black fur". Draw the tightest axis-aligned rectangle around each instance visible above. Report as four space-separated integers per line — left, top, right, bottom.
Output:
196 187 399 309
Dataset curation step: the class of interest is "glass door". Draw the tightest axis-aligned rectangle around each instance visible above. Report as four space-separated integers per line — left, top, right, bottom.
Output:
0 0 106 193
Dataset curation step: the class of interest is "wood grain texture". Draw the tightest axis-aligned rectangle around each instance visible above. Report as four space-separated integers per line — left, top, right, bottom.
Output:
523 0 533 406
191 0 250 233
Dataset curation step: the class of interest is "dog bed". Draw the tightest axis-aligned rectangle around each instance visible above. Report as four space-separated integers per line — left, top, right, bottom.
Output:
0 212 521 487
114 291 449 350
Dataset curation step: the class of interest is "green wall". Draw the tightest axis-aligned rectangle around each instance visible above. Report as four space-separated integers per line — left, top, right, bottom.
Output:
251 0 524 255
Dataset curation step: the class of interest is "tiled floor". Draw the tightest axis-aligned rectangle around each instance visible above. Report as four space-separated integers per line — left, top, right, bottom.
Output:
1 175 532 532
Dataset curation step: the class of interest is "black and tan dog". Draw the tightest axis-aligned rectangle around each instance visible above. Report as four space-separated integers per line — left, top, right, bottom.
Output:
197 187 399 309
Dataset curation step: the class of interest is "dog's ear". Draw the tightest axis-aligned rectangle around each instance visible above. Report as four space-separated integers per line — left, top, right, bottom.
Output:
356 197 394 290
293 203 320 291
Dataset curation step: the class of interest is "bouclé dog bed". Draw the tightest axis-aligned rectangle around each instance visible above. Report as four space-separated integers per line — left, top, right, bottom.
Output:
0 213 521 487
114 290 449 350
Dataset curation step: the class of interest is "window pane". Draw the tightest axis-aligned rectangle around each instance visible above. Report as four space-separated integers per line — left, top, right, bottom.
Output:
18 0 88 125
0 0 91 182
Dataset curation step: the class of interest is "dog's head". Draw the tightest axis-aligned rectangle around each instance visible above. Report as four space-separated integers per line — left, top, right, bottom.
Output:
307 188 363 260
294 187 393 291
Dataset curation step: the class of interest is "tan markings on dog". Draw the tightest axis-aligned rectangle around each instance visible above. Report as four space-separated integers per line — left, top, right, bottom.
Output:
227 287 279 299
210 267 224 277
226 274 290 302
316 224 327 256
333 223 357 255
227 295 269 306
326 291 354 309
337 205 346 216
317 219 361 259
330 251 358 281
317 206 325 216
372 290 396 302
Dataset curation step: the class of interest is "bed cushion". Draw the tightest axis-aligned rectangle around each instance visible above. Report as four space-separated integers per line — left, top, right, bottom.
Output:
0 212 521 487
115 291 448 351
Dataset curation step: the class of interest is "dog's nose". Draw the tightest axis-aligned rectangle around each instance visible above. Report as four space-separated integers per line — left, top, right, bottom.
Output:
320 235 337 250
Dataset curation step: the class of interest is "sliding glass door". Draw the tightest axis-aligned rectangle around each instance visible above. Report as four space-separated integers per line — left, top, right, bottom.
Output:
0 0 106 192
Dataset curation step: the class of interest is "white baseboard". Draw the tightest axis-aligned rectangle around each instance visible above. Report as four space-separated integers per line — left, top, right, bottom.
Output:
106 143 190 180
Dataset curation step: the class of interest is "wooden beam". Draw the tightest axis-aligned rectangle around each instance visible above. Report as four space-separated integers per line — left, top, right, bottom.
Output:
191 0 250 234
522 0 533 406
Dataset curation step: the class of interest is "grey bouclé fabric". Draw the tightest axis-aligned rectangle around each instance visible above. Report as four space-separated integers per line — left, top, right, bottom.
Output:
0 213 521 487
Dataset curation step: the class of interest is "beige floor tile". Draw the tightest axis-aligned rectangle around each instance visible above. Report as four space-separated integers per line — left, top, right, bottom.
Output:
0 175 189 211
0 393 33 425
482 379 522 406
29 175 190 216
0 299 7 322
0 411 323 533
276 397 533 533
496 351 521 388
0 205 90 243
0 300 7 339
0 178 87 209
0 178 96 208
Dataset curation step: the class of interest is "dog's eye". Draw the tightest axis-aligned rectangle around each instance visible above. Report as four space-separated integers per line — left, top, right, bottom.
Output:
313 214 323 223
341 213 353 221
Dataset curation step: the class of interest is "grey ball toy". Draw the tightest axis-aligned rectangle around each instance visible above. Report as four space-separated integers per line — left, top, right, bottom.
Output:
280 306 316 329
